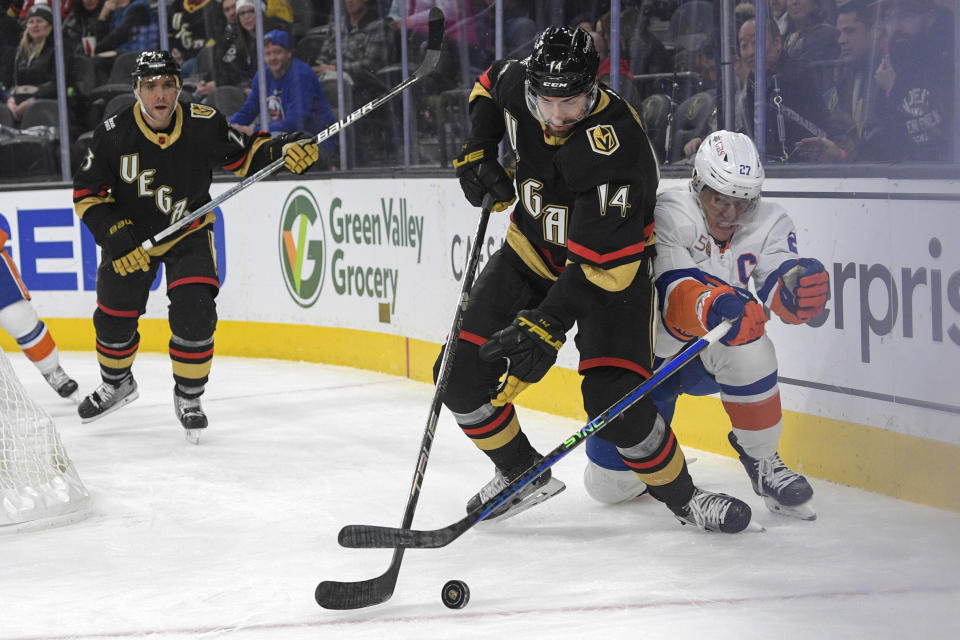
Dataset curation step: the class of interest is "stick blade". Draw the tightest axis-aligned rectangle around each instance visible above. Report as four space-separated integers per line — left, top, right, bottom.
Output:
315 574 397 609
413 7 444 78
426 6 445 50
339 522 463 549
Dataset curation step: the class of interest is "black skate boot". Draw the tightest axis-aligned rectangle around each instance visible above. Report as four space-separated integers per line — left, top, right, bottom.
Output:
467 453 566 522
669 487 753 533
43 366 79 402
78 376 139 423
174 392 207 444
728 432 815 520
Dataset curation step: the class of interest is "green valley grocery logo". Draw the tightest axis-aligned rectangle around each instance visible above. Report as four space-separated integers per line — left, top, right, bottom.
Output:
279 187 326 307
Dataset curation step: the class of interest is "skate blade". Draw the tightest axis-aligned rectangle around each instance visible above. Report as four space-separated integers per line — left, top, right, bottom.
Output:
185 429 202 445
67 391 80 405
763 496 816 520
480 477 566 523
745 519 766 533
79 391 140 424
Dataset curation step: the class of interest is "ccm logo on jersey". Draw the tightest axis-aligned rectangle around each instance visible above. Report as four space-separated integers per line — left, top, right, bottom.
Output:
587 125 619 155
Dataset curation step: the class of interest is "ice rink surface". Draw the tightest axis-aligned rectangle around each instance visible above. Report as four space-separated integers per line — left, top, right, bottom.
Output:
3 351 959 640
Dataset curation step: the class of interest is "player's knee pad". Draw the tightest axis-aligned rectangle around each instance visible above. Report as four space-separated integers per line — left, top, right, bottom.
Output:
581 367 659 447
93 307 138 344
0 299 39 338
168 284 217 341
583 458 648 504
433 341 504 414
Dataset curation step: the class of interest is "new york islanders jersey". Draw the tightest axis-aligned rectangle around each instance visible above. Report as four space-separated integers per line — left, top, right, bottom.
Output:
73 102 284 257
466 59 659 325
653 186 801 357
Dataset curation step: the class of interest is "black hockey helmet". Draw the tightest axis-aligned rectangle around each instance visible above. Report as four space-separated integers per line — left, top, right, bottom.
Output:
131 50 181 87
525 26 600 98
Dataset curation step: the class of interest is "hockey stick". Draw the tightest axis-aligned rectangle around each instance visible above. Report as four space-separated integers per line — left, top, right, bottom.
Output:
140 7 446 253
338 319 733 550
314 195 495 610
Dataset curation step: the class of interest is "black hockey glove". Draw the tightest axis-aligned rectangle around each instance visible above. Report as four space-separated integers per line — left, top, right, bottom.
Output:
478 309 566 406
453 142 516 212
103 218 150 276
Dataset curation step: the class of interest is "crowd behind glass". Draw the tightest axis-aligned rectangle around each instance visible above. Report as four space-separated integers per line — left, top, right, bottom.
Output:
0 0 956 181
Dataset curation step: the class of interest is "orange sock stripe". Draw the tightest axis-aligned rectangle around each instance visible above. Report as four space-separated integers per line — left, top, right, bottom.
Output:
722 392 783 431
23 332 55 363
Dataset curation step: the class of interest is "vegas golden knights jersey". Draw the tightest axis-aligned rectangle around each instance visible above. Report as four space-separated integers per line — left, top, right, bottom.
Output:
466 59 659 324
73 102 288 256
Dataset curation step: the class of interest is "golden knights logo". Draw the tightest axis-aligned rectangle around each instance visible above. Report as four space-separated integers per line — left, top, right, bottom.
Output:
587 125 619 156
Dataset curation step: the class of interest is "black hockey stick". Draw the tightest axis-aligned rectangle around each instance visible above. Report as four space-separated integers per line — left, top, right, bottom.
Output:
141 7 446 252
338 319 733 550
315 195 496 610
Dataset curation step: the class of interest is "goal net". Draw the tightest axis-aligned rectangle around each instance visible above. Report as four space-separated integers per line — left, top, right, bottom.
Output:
0 346 90 529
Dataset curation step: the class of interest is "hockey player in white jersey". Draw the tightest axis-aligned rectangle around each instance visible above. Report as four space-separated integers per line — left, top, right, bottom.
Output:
584 131 829 520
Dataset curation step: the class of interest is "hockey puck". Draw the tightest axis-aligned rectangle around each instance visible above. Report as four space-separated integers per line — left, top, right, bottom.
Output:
441 579 470 609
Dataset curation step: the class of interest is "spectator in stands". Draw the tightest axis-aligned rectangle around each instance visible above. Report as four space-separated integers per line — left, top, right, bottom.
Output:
782 0 840 94
313 0 396 106
229 29 337 164
0 1 21 92
794 0 883 162
168 0 215 79
95 0 159 54
597 3 670 97
860 0 954 161
575 19 637 107
771 0 789 34
5 2 68 122
64 0 107 56
735 15 834 162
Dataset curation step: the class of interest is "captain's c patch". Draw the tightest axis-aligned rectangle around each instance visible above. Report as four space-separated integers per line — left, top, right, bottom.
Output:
587 125 619 155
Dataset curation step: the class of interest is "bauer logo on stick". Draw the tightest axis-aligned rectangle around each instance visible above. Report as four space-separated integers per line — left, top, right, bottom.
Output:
278 186 326 308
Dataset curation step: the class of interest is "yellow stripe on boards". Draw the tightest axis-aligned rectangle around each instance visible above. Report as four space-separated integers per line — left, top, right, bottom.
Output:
9 319 956 512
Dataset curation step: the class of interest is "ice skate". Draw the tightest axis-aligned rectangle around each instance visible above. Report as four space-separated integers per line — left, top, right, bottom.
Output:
43 366 79 403
468 455 566 522
729 432 816 520
78 376 139 423
670 487 756 533
174 393 207 444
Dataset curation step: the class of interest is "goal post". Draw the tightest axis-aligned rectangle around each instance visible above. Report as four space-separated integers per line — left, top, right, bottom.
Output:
0 346 90 530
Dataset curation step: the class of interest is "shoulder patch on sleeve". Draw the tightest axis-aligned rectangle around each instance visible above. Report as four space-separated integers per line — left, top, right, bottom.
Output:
190 103 217 119
586 124 619 155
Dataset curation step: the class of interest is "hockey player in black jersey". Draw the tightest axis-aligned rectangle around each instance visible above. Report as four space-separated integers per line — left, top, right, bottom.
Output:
442 26 753 532
73 50 320 442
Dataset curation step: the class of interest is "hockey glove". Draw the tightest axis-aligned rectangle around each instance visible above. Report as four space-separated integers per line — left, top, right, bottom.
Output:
282 137 320 174
770 258 830 324
103 219 150 276
699 285 767 346
478 309 566 406
453 142 516 212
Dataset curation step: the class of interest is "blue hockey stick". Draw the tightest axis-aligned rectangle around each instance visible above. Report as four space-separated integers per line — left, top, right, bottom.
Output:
338 319 734 550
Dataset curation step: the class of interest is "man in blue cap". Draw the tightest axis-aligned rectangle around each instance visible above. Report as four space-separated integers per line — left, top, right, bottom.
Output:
229 29 337 163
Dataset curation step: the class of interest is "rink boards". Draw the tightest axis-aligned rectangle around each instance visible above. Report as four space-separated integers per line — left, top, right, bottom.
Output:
0 176 958 511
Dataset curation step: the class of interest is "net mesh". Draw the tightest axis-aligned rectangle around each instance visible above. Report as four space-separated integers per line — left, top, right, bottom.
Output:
0 347 90 528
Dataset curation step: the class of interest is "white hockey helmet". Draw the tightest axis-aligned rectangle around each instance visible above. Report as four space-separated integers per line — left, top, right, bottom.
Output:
691 131 764 202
